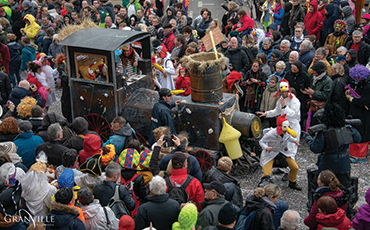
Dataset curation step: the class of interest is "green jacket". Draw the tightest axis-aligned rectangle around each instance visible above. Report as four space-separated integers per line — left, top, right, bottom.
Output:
311 74 334 101
196 198 229 230
126 0 142 16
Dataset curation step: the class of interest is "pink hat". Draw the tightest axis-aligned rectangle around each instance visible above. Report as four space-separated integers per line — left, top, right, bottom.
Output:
32 60 42 67
362 14 370 20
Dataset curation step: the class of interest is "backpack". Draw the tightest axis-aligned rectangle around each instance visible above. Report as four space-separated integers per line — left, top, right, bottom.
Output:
235 207 267 230
121 173 140 217
165 176 193 204
108 184 131 219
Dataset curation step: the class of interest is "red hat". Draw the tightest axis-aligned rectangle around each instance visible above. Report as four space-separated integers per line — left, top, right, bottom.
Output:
227 71 243 89
276 113 288 135
274 79 293 99
119 215 135 230
363 14 370 20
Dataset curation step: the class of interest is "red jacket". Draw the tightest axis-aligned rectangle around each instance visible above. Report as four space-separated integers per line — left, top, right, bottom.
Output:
304 188 349 230
164 31 175 53
0 44 10 74
79 134 101 164
167 168 204 211
304 1 324 40
316 208 352 230
175 75 191 96
237 14 255 32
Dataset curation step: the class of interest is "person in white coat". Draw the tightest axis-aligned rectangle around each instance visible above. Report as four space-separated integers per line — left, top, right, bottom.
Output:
259 114 302 190
78 187 119 230
152 40 175 91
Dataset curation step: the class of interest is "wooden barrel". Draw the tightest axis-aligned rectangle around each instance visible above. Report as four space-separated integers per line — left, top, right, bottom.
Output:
182 53 226 103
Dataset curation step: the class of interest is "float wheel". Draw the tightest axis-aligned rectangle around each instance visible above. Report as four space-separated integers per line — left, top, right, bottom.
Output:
83 113 113 142
194 150 213 171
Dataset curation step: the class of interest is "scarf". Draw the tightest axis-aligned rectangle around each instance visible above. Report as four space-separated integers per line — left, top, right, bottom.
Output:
313 71 326 86
268 84 279 92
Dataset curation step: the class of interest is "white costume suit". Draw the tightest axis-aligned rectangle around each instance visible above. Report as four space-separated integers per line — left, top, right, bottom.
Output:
264 93 301 159
155 53 175 91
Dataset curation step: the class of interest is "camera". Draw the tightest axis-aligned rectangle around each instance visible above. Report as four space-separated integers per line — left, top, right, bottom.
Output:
163 135 175 147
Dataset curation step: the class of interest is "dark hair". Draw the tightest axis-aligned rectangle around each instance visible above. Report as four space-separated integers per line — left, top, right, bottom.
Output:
238 9 246 17
31 105 43 117
319 170 340 192
177 131 189 146
62 149 78 167
324 44 333 57
270 75 279 83
182 25 192 34
174 2 182 8
256 53 267 64
77 187 94 205
83 6 91 12
321 103 346 128
28 62 42 73
127 139 141 153
206 10 212 18
21 36 30 44
175 34 185 44
317 196 338 214
271 31 281 42
114 4 122 10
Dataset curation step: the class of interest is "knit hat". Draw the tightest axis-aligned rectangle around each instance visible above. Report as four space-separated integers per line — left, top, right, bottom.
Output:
22 0 32 8
64 3 74 13
292 60 302 73
362 13 370 20
310 61 326 74
271 49 281 59
119 215 135 230
218 203 237 225
137 149 152 170
172 203 198 230
229 31 239 38
0 142 17 154
348 49 357 59
16 120 32 132
55 187 73 205
79 154 103 176
0 180 22 216
118 148 140 170
350 64 370 81
273 79 293 99
172 152 187 168
57 168 75 189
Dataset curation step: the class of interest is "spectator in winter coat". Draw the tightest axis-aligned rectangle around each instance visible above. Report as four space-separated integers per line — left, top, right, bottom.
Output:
315 196 352 230
163 23 176 53
79 134 101 165
78 187 119 229
20 36 36 71
346 30 370 65
197 10 212 38
162 6 176 25
341 6 355 35
104 116 135 156
135 176 180 230
21 14 40 43
299 40 315 67
7 33 21 86
100 0 115 21
323 4 337 38
258 37 274 60
260 0 276 31
279 2 292 37
260 76 280 127
289 0 305 31
353 187 370 229
225 37 251 76
48 34 63 60
304 1 324 40
175 67 191 96
0 70 10 107
0 41 9 75
44 187 86 229
237 9 255 38
273 0 284 27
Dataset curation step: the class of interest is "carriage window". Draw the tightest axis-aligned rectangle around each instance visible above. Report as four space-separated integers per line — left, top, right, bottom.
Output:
74 52 110 83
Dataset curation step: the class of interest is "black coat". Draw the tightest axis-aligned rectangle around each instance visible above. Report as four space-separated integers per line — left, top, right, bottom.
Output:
0 71 11 105
36 140 69 166
289 5 305 29
9 87 43 107
348 78 370 142
121 169 148 201
197 17 213 38
92 180 136 209
279 2 292 37
345 40 370 65
243 195 275 230
44 201 86 230
285 70 310 104
224 46 250 76
135 194 180 230
331 74 350 113
148 100 176 145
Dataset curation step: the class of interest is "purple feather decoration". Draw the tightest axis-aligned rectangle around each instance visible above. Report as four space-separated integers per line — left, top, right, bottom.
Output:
345 84 361 98
349 64 370 81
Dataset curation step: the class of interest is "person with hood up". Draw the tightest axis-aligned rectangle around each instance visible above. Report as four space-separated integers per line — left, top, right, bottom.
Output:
341 6 355 35
162 6 176 25
346 49 359 68
242 184 281 230
315 196 352 230
6 33 21 86
79 134 101 165
257 113 302 190
44 187 86 229
323 4 338 39
304 171 350 229
318 0 327 17
304 1 324 40
325 20 349 55
127 0 141 18
353 187 370 229
20 14 40 43
78 187 119 230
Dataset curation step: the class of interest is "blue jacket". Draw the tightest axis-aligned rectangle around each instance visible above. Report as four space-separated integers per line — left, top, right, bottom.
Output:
197 17 213 38
323 4 338 38
273 7 284 25
9 86 43 107
258 46 273 60
103 123 135 156
305 126 361 174
1 221 28 230
20 43 36 71
48 43 63 59
13 131 44 169
159 146 202 182
7 41 21 70
299 49 315 67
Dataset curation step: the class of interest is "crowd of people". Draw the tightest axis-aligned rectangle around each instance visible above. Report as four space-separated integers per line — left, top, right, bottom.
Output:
0 0 370 229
